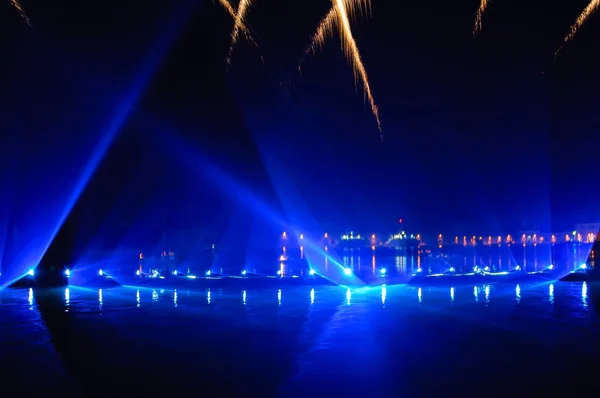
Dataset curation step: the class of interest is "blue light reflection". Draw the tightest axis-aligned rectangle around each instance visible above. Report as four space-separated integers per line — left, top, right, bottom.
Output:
28 288 33 310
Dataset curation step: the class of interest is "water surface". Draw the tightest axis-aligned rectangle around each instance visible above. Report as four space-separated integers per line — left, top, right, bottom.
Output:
1 281 599 396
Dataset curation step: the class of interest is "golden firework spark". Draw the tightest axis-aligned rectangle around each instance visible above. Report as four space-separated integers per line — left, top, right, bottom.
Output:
555 0 600 57
226 0 255 65
473 0 489 35
303 0 382 139
218 0 259 49
11 0 32 26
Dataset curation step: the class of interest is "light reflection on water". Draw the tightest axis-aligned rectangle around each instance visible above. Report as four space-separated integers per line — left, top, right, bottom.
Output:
2 282 597 395
65 288 70 312
19 283 593 314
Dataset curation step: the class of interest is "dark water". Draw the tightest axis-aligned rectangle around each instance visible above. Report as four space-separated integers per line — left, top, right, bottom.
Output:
2 280 600 397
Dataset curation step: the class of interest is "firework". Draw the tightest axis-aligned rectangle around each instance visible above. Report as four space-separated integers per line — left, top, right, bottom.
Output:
473 0 489 35
303 0 382 139
226 0 255 65
11 0 32 26
218 0 259 49
555 0 600 57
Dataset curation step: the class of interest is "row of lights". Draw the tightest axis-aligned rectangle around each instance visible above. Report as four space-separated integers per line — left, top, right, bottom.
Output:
26 268 101 278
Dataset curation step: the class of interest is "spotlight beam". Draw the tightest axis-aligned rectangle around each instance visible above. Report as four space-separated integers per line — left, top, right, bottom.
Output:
30 1 197 274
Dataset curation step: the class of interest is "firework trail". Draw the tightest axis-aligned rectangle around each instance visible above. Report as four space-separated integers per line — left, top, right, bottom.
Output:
226 0 254 65
473 0 489 36
11 0 32 26
555 0 600 58
218 0 259 49
302 0 382 140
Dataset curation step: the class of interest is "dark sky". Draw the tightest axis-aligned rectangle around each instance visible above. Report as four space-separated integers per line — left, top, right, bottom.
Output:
3 0 600 244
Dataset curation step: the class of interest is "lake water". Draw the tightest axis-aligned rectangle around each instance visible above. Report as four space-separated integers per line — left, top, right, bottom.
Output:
1 279 599 396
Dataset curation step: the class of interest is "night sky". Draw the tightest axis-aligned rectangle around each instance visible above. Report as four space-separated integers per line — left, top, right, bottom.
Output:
3 0 600 243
